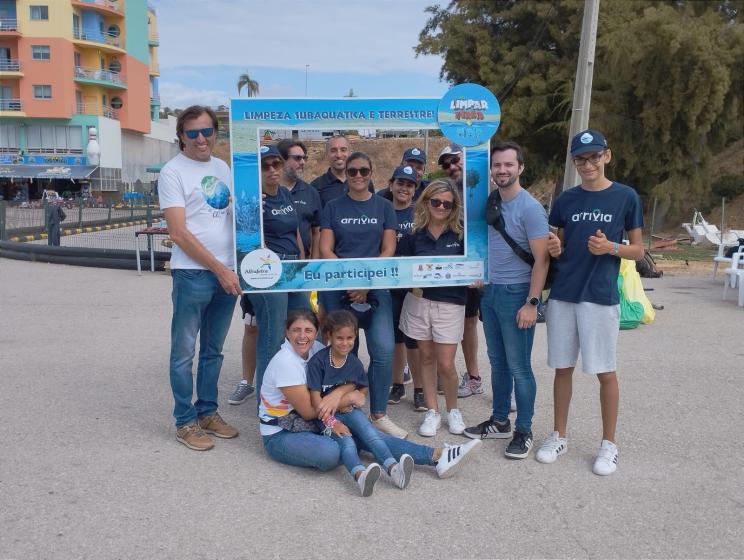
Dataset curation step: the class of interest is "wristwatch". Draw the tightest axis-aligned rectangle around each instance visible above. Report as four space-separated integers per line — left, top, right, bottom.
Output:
526 296 540 306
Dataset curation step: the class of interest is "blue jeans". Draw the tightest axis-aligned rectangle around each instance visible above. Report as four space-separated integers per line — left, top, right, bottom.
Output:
318 290 394 415
247 291 311 400
480 283 537 432
262 425 435 472
337 408 395 472
169 269 237 427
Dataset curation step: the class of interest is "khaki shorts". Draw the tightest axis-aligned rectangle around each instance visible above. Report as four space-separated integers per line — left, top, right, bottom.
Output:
399 292 465 344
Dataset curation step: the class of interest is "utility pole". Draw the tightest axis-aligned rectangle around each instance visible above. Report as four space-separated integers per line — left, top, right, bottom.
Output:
305 65 309 96
561 0 600 192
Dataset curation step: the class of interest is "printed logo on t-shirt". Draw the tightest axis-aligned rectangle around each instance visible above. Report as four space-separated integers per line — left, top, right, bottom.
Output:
269 203 295 216
201 175 230 210
571 208 613 223
446 241 461 248
340 215 378 225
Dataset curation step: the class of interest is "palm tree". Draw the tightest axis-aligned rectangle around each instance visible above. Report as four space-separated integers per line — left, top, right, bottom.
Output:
237 72 259 97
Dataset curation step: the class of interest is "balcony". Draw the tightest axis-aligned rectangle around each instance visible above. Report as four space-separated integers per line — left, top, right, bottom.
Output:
74 66 127 89
0 18 20 35
0 99 24 116
75 102 120 120
71 1 124 17
72 27 125 53
0 59 22 77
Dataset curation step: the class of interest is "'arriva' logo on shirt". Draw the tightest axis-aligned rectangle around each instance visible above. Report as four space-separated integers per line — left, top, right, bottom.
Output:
446 241 461 248
341 215 378 225
270 205 294 216
571 208 613 223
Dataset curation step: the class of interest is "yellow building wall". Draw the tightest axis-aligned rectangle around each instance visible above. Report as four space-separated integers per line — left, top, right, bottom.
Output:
16 0 73 39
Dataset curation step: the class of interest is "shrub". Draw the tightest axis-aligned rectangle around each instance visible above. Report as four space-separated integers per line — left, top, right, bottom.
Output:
711 175 744 200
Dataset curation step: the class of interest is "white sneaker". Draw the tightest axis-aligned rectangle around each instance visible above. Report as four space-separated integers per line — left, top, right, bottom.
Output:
371 415 408 439
357 463 381 497
536 431 568 464
447 408 466 435
457 373 484 397
593 440 618 476
436 439 482 478
389 453 414 489
418 409 441 437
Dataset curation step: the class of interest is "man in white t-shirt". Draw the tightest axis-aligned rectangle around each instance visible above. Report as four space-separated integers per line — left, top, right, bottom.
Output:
159 105 242 451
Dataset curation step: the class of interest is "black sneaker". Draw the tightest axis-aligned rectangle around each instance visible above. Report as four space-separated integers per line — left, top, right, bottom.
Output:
413 390 427 412
463 418 512 440
388 383 405 404
505 429 533 459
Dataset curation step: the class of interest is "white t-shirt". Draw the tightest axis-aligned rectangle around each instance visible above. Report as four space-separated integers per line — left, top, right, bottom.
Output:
158 152 234 269
258 339 326 436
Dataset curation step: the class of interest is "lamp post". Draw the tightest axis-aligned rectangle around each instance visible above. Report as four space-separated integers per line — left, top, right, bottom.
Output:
305 64 309 96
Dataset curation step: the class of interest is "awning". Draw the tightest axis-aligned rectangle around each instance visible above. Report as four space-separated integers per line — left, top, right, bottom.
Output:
0 164 98 179
146 162 166 173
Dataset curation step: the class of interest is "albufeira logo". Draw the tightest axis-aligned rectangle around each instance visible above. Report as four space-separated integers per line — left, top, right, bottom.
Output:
450 98 489 124
240 249 282 288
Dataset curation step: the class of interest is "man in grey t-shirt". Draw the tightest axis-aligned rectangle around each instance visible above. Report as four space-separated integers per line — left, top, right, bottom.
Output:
463 141 550 460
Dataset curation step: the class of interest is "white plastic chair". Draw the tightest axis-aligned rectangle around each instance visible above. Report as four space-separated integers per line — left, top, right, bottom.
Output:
722 252 744 307
713 244 744 278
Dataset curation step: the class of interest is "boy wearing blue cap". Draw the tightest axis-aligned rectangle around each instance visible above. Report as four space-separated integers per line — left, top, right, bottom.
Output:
536 129 644 476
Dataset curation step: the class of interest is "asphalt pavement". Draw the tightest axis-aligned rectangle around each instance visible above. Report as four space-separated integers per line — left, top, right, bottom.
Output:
1 258 742 559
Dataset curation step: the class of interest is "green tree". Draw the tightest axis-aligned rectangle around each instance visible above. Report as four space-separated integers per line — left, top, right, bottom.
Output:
417 0 744 221
237 72 260 97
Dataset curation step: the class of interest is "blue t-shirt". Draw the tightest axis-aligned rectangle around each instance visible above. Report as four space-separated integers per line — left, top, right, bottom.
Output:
290 179 322 256
320 194 397 258
488 189 549 284
306 346 368 397
548 182 643 305
263 187 300 257
398 226 467 305
394 206 415 243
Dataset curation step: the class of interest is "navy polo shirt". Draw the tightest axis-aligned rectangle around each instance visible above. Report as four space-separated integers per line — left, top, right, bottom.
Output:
307 347 368 398
548 182 643 305
289 179 322 256
263 186 300 257
398 226 467 305
320 194 397 258
311 168 375 208
394 206 415 243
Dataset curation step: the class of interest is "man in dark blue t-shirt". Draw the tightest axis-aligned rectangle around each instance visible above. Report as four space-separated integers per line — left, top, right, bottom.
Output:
535 129 644 477
278 139 321 258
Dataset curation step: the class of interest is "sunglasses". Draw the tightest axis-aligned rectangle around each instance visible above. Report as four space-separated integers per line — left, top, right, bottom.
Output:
347 167 371 178
183 127 214 140
288 154 308 162
441 155 460 170
261 160 283 171
429 198 454 210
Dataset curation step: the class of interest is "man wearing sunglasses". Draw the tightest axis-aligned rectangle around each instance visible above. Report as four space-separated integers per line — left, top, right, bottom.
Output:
277 139 321 259
437 143 484 400
464 141 549 461
159 105 241 452
311 134 374 207
536 129 644 476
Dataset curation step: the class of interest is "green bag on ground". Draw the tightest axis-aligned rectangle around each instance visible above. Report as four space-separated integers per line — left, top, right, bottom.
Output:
618 275 644 330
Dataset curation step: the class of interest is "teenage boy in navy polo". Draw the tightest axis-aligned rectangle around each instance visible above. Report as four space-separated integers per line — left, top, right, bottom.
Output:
536 129 644 476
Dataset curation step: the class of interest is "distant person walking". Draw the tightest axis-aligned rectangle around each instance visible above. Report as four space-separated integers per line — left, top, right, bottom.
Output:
159 105 241 451
535 129 644 476
46 200 66 246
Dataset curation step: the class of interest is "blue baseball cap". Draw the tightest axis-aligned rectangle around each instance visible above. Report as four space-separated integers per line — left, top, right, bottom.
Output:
438 143 463 164
570 129 609 157
402 147 426 164
391 165 419 184
259 144 283 160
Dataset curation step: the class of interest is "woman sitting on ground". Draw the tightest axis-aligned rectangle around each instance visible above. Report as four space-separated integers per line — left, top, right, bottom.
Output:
259 309 482 494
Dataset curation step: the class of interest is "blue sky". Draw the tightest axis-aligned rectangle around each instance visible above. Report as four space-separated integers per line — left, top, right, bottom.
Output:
150 0 449 108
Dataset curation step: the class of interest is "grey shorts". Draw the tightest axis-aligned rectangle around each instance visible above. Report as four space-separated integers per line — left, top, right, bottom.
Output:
546 299 620 375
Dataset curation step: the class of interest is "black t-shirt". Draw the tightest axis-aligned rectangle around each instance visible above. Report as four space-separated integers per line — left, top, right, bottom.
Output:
289 179 321 256
307 346 368 397
263 186 300 256
398 226 467 305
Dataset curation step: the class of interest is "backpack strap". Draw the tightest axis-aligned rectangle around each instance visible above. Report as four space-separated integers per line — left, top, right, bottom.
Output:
487 189 535 267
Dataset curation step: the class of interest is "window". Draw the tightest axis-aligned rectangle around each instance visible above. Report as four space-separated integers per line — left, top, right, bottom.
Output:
109 59 121 73
74 52 81 68
30 5 49 20
27 125 82 153
31 45 50 61
107 24 120 38
33 85 52 99
110 96 123 109
0 125 20 152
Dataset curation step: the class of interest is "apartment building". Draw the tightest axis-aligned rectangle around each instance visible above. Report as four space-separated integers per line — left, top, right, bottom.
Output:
0 0 177 200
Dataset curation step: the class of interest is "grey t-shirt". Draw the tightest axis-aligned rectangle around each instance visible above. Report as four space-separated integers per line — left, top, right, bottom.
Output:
487 189 549 284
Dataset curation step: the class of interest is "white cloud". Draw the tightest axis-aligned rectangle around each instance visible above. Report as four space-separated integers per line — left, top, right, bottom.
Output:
150 0 443 75
158 81 229 108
